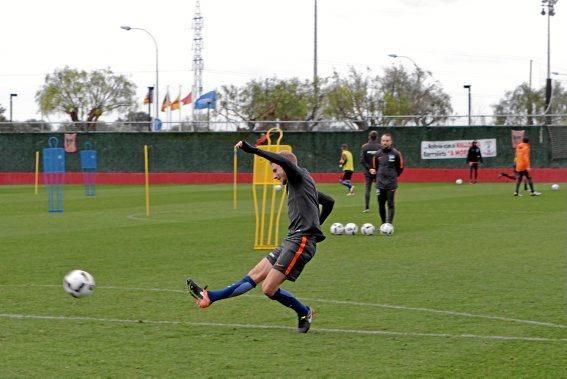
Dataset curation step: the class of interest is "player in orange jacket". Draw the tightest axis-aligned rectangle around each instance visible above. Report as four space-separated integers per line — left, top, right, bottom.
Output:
514 137 541 197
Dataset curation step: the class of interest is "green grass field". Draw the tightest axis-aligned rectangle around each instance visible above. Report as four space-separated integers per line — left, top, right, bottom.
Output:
1 182 566 377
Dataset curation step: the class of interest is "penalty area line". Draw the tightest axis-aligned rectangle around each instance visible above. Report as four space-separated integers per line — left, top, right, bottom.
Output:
0 313 565 343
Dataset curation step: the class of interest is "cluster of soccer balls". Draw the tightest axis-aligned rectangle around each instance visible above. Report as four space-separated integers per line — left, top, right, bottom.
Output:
330 222 394 236
63 269 96 298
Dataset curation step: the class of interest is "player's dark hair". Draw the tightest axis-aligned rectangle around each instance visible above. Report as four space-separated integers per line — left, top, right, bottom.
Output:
369 131 378 140
341 144 349 150
522 137 529 143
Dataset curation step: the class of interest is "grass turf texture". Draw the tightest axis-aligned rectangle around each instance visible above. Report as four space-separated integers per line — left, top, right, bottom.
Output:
0 183 566 377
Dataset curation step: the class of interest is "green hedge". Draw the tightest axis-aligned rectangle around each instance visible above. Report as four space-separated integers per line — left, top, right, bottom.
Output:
1 126 564 172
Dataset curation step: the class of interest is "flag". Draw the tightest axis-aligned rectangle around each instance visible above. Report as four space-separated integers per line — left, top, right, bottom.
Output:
181 92 192 105
170 94 180 111
194 90 216 109
64 133 77 153
161 92 171 112
143 88 154 105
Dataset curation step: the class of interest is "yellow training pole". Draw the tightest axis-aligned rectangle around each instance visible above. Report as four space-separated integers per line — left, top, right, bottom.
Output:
144 145 150 217
233 147 238 209
274 185 287 243
252 185 260 247
266 185 277 246
259 181 268 246
34 151 39 195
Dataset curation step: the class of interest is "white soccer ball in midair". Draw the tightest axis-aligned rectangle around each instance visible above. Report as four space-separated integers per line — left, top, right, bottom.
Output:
63 270 96 298
551 184 560 191
360 223 375 236
455 179 463 185
379 223 394 236
344 223 358 235
330 222 344 235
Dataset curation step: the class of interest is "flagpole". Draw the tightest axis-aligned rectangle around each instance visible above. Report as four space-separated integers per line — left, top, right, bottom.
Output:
147 87 152 118
191 87 195 132
178 85 182 129
167 85 171 129
181 90 192 132
147 86 153 131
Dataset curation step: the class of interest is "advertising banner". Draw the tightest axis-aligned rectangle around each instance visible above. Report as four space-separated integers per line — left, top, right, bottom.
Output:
421 139 497 160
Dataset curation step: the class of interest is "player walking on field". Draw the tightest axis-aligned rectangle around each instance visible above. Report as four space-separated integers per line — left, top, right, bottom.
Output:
360 131 381 213
514 137 541 197
371 133 404 225
339 144 355 195
187 140 335 333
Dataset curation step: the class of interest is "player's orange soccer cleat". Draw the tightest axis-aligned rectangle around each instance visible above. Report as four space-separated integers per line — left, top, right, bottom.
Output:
186 278 211 308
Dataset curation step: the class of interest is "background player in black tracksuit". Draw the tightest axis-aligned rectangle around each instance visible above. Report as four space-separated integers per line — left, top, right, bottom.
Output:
370 133 404 225
188 140 334 333
360 131 381 213
466 141 483 183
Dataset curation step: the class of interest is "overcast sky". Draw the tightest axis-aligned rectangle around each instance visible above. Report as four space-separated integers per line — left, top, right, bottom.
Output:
1 0 566 122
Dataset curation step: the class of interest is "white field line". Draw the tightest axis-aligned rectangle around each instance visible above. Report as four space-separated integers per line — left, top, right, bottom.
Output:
1 284 566 330
0 313 565 343
126 213 153 221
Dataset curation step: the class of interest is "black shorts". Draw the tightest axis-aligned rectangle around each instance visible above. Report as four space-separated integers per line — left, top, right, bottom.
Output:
341 170 353 181
266 235 316 281
516 170 531 179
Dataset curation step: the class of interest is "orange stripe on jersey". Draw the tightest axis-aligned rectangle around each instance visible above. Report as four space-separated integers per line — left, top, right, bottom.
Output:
399 152 404 168
285 236 307 276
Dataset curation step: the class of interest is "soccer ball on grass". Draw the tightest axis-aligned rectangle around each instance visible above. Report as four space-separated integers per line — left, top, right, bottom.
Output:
379 223 394 236
360 223 375 236
455 179 463 185
330 222 344 235
63 270 95 298
551 184 560 191
344 223 358 235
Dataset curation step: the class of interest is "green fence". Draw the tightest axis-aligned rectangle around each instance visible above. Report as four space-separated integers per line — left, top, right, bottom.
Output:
1 126 565 172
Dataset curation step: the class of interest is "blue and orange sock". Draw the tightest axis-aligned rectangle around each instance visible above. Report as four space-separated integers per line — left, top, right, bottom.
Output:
268 288 309 316
207 275 256 303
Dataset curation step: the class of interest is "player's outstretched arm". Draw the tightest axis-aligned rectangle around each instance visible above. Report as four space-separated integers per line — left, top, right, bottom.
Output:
317 191 335 225
235 140 301 180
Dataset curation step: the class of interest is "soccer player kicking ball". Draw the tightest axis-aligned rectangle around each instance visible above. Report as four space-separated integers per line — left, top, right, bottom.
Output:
187 140 335 333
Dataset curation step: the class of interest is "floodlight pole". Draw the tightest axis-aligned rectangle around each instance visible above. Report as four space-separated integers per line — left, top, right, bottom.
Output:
121 26 159 124
9 93 17 122
463 85 472 126
314 0 318 98
540 0 557 125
